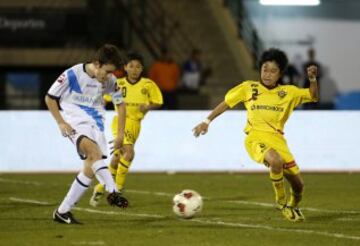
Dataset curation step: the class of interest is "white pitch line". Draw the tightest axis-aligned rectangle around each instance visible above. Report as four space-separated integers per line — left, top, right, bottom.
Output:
3 177 360 215
73 207 165 219
9 197 52 205
8 197 164 219
191 219 360 241
9 196 360 242
0 178 43 186
127 189 360 215
127 189 173 197
71 241 105 245
228 200 360 214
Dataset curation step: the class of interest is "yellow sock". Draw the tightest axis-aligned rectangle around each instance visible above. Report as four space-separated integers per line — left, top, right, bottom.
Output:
116 157 131 191
270 171 286 206
109 164 117 179
94 182 105 194
288 189 302 208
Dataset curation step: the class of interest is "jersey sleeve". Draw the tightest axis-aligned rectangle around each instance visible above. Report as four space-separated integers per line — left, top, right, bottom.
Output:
147 80 163 105
224 82 249 108
47 72 69 99
291 86 315 107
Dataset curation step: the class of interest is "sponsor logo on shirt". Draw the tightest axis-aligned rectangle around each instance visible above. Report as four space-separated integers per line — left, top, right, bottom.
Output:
86 84 98 88
250 104 284 112
68 92 102 107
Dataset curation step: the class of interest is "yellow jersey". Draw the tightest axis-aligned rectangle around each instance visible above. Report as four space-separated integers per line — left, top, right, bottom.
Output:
225 80 315 135
106 77 163 121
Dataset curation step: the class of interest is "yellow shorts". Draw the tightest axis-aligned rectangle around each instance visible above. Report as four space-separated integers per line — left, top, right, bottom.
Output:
244 131 300 175
111 116 141 145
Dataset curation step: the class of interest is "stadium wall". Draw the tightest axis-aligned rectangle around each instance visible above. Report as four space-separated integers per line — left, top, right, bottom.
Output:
0 111 358 172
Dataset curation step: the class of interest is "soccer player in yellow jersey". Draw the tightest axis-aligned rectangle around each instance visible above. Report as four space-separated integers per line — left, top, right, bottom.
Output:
193 48 318 222
90 52 163 206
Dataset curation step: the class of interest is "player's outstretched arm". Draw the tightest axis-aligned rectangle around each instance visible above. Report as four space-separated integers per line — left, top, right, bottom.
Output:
45 95 75 137
307 65 319 102
193 101 229 137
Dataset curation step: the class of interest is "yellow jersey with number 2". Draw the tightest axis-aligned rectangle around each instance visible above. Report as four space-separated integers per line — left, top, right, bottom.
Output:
225 80 315 135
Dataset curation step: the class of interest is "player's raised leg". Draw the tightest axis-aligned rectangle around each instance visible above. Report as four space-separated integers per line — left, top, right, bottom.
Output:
90 151 119 207
54 137 127 224
80 137 128 209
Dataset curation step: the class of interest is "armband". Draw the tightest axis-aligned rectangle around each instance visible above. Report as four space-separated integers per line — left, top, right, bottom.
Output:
111 91 123 105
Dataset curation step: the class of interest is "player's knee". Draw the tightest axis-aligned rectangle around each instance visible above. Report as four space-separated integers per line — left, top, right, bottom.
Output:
86 152 102 163
111 153 120 166
110 160 118 169
124 149 135 162
266 150 284 172
83 166 95 178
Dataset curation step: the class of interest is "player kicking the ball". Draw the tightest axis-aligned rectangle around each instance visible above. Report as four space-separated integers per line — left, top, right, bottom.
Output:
89 51 163 207
193 48 318 222
45 44 129 224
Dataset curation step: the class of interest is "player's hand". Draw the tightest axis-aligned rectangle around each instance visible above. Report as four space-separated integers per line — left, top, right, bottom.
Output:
193 122 209 137
307 65 318 81
58 122 76 137
109 136 123 155
139 104 149 114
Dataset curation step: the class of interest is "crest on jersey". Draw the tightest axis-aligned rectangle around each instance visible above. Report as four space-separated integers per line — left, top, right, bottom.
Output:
141 88 148 95
278 90 287 98
56 73 66 84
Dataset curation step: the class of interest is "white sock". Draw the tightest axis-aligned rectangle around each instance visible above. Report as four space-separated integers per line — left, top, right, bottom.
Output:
58 172 92 214
91 160 117 193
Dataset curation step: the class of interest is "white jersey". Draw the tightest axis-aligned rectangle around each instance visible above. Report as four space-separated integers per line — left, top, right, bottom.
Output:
47 63 122 132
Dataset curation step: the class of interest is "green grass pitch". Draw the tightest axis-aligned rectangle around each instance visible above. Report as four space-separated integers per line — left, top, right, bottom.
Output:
1 173 360 246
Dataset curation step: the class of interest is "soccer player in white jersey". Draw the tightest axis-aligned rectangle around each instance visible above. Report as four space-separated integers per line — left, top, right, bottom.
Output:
45 44 128 224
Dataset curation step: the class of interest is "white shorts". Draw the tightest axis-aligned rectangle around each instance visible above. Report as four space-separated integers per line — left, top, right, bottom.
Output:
68 123 108 160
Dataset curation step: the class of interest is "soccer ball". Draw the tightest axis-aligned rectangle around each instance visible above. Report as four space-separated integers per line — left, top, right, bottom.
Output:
172 189 203 219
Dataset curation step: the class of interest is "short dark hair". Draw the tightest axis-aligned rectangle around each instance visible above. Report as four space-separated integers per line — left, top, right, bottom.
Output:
126 51 144 66
259 48 288 74
93 44 124 68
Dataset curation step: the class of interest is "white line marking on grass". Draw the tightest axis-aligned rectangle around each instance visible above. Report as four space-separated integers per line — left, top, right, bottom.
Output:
191 218 360 241
73 207 165 219
9 197 52 205
127 189 360 215
2 177 359 215
4 173 359 216
228 200 360 214
72 241 105 245
9 197 164 219
9 197 360 241
0 178 43 186
337 218 360 221
127 189 173 197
